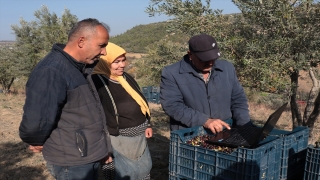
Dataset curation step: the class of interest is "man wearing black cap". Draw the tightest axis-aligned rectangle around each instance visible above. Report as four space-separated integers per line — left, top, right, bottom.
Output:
160 33 252 133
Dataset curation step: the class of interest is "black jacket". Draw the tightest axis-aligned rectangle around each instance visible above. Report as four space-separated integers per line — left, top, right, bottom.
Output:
19 44 112 166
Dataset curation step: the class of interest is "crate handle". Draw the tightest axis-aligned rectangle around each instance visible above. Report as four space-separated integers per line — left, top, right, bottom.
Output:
294 134 303 141
183 131 194 137
180 131 195 142
264 147 275 154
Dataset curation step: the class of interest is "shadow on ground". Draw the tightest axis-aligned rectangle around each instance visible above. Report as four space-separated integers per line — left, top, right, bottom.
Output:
148 105 170 180
0 141 51 180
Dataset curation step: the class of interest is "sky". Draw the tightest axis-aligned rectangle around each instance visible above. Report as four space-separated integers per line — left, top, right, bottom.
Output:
0 0 240 41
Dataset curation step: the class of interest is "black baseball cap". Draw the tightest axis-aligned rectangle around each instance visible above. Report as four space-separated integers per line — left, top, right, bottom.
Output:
188 33 220 61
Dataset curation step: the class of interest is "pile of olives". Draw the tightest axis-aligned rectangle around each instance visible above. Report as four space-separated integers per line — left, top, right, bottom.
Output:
186 134 235 154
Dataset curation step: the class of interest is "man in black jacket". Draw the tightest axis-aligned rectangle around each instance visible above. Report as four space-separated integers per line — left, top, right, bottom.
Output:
19 18 112 180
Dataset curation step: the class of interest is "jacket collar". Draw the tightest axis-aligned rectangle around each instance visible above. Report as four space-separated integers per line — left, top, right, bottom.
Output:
179 54 223 75
54 43 97 74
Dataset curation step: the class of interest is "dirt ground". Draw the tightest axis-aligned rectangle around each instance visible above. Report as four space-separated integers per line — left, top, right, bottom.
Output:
0 92 296 180
0 68 314 180
0 93 171 180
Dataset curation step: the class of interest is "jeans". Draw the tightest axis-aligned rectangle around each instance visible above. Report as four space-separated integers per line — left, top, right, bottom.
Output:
46 161 100 180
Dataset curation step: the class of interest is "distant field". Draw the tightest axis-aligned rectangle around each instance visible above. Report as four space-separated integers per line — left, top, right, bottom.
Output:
0 41 15 44
126 52 147 59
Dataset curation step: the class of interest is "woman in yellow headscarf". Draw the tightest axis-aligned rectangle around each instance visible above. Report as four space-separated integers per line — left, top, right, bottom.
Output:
92 42 152 180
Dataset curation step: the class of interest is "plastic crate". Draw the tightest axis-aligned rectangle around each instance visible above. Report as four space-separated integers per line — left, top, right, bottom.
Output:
151 92 159 98
169 174 189 180
304 145 320 180
152 86 160 93
269 126 309 180
142 92 151 99
150 92 160 104
142 86 152 94
169 174 185 180
169 122 281 180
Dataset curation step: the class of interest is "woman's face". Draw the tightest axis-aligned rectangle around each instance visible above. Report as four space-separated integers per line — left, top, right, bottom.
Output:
110 54 126 76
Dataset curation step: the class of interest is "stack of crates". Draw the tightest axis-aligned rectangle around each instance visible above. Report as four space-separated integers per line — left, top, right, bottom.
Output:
169 119 282 180
169 119 310 180
304 145 320 179
141 86 160 104
269 126 309 180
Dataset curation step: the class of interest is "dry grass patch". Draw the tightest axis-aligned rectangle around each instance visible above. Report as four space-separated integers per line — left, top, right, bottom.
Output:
126 53 147 59
0 94 170 180
249 102 292 130
0 93 54 180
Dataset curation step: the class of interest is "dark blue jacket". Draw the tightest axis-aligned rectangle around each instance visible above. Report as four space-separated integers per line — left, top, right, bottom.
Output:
19 44 112 166
160 55 250 130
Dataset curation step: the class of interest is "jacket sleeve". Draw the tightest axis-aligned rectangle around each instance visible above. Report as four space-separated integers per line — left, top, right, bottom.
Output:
160 66 209 127
19 67 66 146
230 65 251 126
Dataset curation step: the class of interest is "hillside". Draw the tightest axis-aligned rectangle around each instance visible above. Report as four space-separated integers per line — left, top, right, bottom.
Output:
1 22 187 53
110 22 187 53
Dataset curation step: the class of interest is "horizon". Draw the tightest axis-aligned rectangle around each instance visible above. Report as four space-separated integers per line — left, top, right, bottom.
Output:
0 0 240 41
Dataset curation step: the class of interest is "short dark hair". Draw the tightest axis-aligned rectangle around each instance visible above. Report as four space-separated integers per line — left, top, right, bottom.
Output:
68 18 110 40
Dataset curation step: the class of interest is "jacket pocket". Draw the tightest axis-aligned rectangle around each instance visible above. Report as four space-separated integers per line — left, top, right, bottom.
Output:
76 130 88 157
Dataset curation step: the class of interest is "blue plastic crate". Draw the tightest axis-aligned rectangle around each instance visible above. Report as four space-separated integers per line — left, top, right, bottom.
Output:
151 92 159 98
169 122 281 180
169 174 189 180
304 145 320 180
142 92 151 99
150 98 160 104
142 86 152 94
269 126 309 180
152 86 160 92
150 92 160 104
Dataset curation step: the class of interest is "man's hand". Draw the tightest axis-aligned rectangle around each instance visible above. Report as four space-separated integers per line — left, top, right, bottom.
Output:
203 118 231 134
145 128 153 138
102 153 113 164
29 145 43 153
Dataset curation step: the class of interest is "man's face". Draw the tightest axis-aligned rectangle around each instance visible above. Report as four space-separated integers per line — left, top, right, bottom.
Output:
188 51 215 73
82 25 109 64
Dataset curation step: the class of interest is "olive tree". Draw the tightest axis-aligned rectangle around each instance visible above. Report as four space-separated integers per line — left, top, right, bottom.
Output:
146 0 292 92
11 5 78 74
0 47 18 93
142 0 238 85
135 37 187 86
232 0 320 143
146 0 320 143
0 6 78 93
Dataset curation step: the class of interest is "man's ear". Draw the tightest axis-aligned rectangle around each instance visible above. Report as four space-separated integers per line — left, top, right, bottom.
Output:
187 50 192 60
77 36 85 48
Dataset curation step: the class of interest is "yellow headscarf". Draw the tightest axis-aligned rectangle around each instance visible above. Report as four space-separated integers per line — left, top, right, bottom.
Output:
93 42 150 117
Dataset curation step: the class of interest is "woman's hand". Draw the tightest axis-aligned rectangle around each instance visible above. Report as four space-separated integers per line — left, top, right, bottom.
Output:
145 127 153 138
